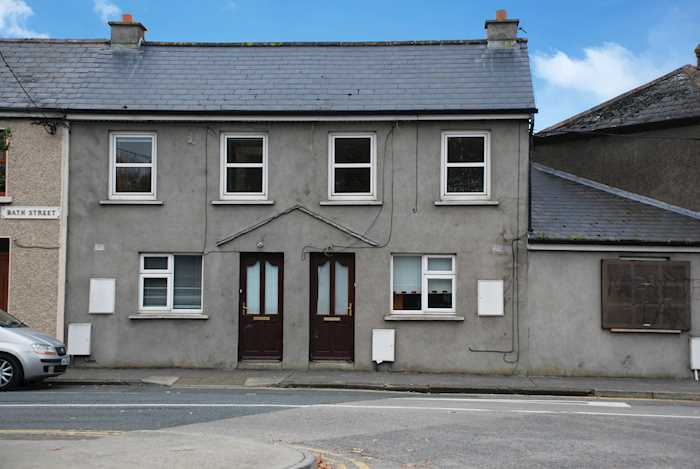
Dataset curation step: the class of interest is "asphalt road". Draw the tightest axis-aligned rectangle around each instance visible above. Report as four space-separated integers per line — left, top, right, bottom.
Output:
1 383 700 468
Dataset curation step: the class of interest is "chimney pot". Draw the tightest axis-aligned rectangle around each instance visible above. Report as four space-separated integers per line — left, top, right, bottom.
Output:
108 15 146 48
485 10 520 49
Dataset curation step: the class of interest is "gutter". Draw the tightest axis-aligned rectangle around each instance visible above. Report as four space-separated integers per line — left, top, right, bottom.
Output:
0 107 537 121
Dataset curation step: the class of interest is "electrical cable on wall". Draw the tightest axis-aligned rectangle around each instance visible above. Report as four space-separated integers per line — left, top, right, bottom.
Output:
331 121 397 250
468 120 527 366
0 48 60 135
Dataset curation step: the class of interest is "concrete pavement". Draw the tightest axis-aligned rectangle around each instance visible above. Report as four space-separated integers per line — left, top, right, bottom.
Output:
47 367 700 400
0 430 316 469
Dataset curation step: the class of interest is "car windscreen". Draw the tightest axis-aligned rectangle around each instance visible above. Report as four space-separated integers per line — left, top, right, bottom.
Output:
0 309 25 328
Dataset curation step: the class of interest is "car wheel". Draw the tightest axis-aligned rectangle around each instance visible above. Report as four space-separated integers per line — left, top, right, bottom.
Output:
0 354 22 391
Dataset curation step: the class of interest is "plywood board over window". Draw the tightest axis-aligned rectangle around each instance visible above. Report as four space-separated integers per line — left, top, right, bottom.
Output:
601 259 690 331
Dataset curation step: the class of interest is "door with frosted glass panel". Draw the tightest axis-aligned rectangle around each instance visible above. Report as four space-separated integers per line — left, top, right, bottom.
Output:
309 253 355 361
239 253 284 360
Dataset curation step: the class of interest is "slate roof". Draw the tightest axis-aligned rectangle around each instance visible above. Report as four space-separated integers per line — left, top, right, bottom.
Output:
529 163 700 246
0 39 535 114
537 65 700 137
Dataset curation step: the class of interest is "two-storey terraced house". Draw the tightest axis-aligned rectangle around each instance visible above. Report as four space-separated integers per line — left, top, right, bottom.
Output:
0 12 535 371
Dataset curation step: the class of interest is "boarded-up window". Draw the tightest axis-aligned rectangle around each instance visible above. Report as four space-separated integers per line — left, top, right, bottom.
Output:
601 259 690 331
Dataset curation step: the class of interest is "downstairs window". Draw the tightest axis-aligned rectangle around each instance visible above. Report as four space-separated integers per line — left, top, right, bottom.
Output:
392 255 456 314
139 254 203 312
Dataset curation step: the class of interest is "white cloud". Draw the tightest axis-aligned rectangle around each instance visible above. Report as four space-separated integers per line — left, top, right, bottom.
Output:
93 0 121 23
532 7 699 130
533 43 662 101
0 0 48 38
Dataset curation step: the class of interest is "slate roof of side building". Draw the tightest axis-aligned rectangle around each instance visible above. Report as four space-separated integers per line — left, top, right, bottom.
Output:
0 39 535 114
536 64 700 137
529 163 700 246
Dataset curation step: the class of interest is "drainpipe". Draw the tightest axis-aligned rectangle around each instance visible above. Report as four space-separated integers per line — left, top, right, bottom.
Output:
56 122 70 341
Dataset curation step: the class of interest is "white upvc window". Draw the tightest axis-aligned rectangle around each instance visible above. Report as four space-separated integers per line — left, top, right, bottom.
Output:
220 133 268 201
109 132 157 200
328 132 376 201
440 131 491 201
138 254 203 312
391 254 456 314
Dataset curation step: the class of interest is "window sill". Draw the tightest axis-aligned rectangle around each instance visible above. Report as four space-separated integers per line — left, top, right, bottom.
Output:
320 200 383 206
0 196 13 204
211 200 275 205
609 328 681 334
100 200 163 206
384 314 464 321
434 200 499 206
129 312 208 320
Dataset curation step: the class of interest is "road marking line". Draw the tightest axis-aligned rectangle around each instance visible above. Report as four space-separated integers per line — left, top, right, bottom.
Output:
0 403 697 420
0 429 122 437
397 397 631 408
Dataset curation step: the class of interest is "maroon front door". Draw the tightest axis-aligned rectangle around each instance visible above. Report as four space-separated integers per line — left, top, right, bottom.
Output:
309 253 355 361
0 239 8 311
239 253 284 361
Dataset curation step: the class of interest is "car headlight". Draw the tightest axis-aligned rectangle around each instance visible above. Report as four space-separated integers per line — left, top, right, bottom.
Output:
32 343 58 357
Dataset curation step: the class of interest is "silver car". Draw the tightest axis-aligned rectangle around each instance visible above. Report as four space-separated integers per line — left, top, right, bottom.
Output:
0 308 69 390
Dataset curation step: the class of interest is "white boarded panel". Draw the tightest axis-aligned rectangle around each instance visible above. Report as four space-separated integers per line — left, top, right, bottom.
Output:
478 280 504 317
372 329 395 363
67 323 92 356
89 278 115 314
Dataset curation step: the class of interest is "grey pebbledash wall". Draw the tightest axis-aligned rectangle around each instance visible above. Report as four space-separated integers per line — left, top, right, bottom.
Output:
65 119 529 371
526 250 700 378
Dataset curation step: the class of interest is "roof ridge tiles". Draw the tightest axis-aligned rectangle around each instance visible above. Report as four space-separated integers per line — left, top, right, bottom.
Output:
0 38 531 47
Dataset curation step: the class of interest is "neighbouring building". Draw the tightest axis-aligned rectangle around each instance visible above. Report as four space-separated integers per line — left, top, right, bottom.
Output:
0 11 535 371
0 114 69 338
527 45 700 377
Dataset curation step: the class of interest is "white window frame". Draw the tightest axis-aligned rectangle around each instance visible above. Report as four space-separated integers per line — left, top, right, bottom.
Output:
138 254 203 313
440 131 491 201
220 133 268 201
328 132 377 201
109 132 157 201
390 254 457 315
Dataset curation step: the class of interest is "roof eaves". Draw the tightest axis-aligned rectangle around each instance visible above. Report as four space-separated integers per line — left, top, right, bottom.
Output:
527 236 700 248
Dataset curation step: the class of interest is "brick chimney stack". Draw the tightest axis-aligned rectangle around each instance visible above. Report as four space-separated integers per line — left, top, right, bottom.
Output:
109 14 146 48
485 9 520 49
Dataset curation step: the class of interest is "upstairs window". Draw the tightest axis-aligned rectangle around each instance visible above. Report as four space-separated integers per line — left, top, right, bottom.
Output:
220 134 267 200
392 255 456 314
601 259 690 331
441 131 490 201
328 133 376 201
139 254 203 312
109 133 156 200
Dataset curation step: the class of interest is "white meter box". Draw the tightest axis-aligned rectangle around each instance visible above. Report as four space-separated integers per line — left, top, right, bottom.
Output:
372 329 395 364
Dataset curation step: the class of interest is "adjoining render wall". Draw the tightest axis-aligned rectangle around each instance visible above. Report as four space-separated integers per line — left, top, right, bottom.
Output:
533 122 700 212
65 119 529 371
0 119 65 335
526 250 700 378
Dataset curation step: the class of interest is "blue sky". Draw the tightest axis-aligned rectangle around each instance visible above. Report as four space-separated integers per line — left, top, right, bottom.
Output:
1 0 699 128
